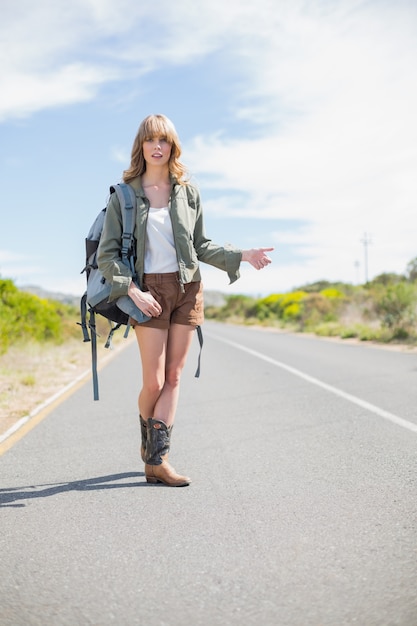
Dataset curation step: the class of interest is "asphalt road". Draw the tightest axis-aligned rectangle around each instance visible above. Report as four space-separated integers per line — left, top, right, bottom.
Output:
1 322 416 626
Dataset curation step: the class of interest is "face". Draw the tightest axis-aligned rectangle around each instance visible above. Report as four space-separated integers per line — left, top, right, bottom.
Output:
142 135 172 168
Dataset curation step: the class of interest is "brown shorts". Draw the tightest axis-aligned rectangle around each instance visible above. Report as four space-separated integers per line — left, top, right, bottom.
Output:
131 272 204 330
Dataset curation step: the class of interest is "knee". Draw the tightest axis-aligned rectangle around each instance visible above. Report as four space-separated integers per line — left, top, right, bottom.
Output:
165 367 182 389
143 378 164 398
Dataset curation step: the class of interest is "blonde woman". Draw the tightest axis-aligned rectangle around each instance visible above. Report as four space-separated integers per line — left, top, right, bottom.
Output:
97 114 273 487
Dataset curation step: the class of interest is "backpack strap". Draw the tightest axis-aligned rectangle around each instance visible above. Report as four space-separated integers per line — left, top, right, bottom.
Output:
194 325 203 378
112 183 137 278
89 309 99 401
184 185 203 378
113 183 136 342
79 292 91 343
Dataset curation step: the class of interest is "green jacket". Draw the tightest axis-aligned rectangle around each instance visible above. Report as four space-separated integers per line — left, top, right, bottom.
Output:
97 176 243 301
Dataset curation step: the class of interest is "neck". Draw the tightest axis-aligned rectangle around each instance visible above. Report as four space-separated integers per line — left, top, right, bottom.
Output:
142 165 170 187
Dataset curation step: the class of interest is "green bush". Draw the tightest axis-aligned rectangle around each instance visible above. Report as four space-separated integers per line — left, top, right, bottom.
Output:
298 293 335 329
254 294 284 320
406 257 417 282
341 324 383 342
208 294 257 321
320 288 345 300
314 322 343 337
280 291 307 320
374 282 417 331
255 291 308 322
0 278 72 354
205 276 417 345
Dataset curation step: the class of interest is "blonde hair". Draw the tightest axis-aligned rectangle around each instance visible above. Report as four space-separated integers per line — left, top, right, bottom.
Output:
123 114 189 184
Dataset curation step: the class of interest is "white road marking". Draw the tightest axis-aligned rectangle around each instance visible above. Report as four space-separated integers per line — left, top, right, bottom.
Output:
211 334 417 434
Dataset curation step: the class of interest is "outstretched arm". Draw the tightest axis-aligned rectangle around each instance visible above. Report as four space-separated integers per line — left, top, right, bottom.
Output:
241 247 274 270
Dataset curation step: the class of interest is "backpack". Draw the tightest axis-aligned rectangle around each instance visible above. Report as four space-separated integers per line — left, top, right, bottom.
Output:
79 182 203 401
79 183 149 400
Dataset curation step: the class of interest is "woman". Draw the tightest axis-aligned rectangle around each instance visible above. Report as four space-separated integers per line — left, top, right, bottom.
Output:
97 114 273 487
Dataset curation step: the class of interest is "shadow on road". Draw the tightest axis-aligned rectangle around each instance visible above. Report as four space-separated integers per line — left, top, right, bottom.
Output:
0 471 147 508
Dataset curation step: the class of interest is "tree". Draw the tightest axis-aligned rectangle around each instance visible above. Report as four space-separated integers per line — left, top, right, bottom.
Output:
369 272 404 287
406 257 417 282
374 282 417 332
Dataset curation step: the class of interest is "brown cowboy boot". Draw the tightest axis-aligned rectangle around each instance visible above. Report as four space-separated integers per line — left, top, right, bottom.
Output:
144 418 191 487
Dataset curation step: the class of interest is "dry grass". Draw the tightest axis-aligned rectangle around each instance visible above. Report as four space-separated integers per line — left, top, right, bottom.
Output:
0 333 135 438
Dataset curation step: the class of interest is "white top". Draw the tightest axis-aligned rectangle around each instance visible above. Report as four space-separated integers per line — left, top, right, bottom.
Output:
144 207 179 273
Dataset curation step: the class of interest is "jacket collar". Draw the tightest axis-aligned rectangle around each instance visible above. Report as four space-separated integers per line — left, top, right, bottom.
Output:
130 175 179 199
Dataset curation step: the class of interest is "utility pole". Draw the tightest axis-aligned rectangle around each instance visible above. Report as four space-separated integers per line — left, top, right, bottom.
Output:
361 232 372 284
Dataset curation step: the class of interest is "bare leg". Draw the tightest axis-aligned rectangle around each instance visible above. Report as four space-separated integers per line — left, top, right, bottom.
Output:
135 323 195 486
134 324 195 425
153 323 195 426
134 326 168 420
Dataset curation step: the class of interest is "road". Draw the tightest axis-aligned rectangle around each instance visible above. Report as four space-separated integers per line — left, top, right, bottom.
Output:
1 322 416 626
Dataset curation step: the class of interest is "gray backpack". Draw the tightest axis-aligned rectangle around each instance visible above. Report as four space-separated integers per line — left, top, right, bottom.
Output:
79 183 150 400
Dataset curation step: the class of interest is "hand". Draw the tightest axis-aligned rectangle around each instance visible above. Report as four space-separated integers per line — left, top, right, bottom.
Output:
241 247 274 270
128 282 162 317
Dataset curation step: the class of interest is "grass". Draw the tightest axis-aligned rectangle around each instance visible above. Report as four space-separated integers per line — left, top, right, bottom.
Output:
0 332 136 438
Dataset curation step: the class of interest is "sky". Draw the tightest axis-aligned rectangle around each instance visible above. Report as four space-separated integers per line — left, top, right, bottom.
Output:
1 0 416 298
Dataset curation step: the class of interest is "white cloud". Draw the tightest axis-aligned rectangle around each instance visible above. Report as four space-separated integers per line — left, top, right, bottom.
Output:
1 64 118 122
0 0 150 120
0 0 259 121
182 1 417 286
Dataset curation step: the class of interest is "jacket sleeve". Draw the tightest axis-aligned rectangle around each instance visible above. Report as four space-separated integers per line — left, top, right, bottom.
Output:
96 191 132 301
191 186 242 284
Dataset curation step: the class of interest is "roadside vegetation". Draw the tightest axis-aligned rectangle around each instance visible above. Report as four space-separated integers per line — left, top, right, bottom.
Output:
0 278 115 355
0 278 128 428
205 256 417 346
0 278 79 355
1 254 417 358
